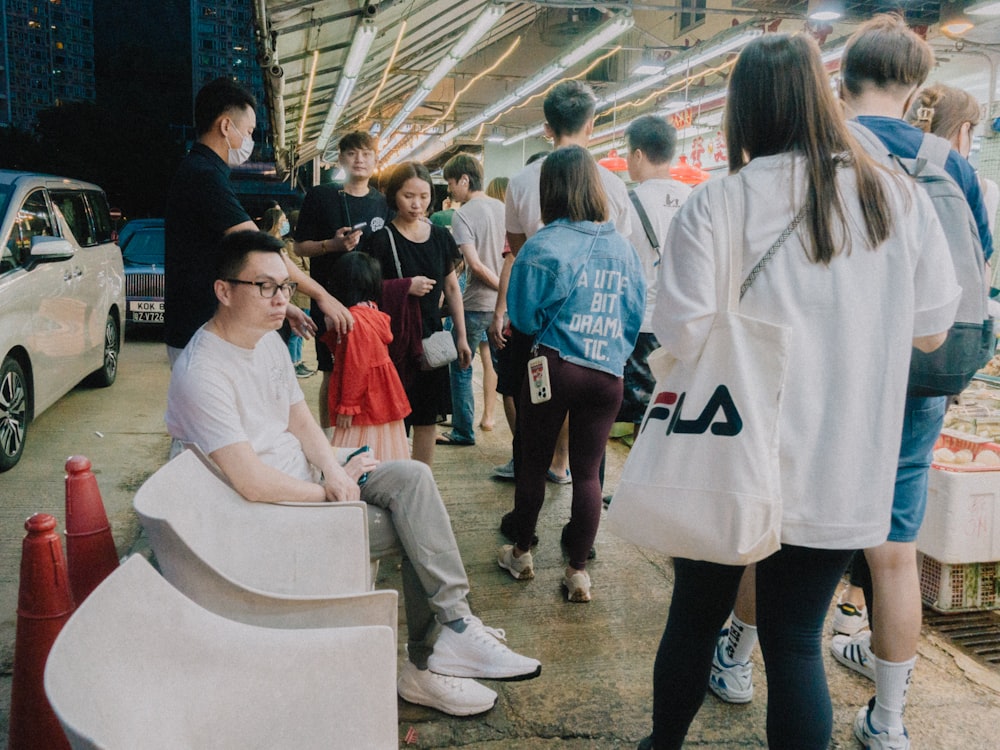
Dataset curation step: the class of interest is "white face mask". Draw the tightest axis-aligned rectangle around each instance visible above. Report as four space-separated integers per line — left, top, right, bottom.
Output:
280 220 290 236
227 123 254 167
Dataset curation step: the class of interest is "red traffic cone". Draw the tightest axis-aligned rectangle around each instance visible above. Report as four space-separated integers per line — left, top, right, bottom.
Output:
8 513 73 750
64 455 119 604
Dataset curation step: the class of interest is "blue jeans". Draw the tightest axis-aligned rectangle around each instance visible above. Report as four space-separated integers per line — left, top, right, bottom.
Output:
287 333 303 364
889 395 947 542
444 310 494 444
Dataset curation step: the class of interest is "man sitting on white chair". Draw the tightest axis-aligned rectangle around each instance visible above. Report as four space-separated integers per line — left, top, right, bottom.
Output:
165 230 541 716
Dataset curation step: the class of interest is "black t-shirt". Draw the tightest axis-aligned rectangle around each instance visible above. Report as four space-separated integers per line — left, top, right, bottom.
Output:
294 183 390 291
365 223 462 336
163 144 250 349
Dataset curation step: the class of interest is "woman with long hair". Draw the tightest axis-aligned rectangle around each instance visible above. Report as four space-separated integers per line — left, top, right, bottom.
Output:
365 162 472 466
496 145 645 602
638 33 959 749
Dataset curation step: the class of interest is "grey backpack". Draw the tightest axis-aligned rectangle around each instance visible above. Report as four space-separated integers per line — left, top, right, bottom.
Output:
849 121 994 397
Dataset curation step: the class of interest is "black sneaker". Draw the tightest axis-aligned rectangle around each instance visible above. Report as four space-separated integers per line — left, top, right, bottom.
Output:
561 523 596 560
500 512 538 548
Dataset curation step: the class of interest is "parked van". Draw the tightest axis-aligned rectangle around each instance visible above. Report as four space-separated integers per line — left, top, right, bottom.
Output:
0 171 126 471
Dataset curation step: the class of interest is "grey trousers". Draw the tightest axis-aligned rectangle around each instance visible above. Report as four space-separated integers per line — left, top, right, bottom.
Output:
361 460 472 667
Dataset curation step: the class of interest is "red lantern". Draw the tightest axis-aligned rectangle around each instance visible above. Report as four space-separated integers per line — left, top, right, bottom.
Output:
670 155 710 185
598 149 628 172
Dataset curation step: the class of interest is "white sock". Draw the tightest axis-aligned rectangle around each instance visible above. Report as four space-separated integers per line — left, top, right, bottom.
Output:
725 614 758 665
870 654 916 733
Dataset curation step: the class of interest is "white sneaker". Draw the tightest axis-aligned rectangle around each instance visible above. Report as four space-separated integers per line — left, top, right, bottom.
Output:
854 698 910 749
497 544 534 580
397 660 497 716
832 599 869 636
708 630 754 703
831 631 876 681
562 569 592 602
427 616 541 681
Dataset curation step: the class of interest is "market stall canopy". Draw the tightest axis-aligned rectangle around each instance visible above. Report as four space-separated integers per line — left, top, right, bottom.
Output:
251 0 1000 177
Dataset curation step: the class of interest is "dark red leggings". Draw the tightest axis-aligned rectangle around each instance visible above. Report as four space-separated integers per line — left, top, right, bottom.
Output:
510 347 622 569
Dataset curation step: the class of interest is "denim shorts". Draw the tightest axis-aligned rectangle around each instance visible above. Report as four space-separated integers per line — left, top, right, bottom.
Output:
888 395 947 542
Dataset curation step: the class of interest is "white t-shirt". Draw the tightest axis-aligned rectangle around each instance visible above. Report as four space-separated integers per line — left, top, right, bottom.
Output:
165 326 313 481
629 177 693 332
505 157 633 240
452 194 506 312
655 153 961 550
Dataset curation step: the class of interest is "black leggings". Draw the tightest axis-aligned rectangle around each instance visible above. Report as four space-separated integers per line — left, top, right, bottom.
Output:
650 545 853 749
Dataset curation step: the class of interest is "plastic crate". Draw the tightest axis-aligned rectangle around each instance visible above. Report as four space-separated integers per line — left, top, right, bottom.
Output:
931 431 1000 472
918 552 1000 613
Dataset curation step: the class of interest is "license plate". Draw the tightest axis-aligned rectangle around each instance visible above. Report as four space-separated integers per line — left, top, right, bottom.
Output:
129 300 164 312
131 311 164 323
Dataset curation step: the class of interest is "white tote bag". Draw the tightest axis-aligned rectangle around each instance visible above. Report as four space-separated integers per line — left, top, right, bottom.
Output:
607 178 792 566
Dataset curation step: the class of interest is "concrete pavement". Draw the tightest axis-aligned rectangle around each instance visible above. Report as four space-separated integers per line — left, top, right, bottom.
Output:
1 331 998 748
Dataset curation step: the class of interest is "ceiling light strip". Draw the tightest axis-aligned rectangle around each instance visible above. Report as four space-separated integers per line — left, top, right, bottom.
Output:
318 20 378 151
363 20 408 123
441 12 634 144
297 49 320 146
381 3 505 144
502 26 758 148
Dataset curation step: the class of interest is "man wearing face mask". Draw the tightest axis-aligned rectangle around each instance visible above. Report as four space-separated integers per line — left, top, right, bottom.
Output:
164 77 353 364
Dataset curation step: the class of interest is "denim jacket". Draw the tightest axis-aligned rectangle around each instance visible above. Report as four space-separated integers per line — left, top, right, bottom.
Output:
508 219 646 376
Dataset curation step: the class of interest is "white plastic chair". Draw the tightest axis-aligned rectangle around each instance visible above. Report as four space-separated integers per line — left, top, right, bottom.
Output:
133 449 396 634
44 556 398 749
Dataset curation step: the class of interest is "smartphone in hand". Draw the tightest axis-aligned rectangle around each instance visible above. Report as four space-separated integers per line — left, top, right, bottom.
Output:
346 445 371 486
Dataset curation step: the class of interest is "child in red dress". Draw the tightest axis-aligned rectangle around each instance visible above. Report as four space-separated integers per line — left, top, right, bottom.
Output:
321 253 412 461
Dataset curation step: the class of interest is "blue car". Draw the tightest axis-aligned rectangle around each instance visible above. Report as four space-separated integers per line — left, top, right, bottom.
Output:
118 218 164 252
123 227 165 325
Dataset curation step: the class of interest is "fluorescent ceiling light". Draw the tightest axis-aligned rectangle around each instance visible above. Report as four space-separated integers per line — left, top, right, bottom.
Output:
382 4 505 143
967 0 1000 14
662 28 761 79
485 127 505 143
442 13 634 143
507 25 757 146
502 123 545 146
595 27 759 109
632 62 663 76
807 0 843 22
655 91 726 118
318 21 378 151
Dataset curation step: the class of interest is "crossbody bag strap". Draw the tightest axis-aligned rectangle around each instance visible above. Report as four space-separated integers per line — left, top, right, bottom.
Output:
386 225 403 278
531 227 601 354
710 176 806 309
739 204 807 301
628 189 661 259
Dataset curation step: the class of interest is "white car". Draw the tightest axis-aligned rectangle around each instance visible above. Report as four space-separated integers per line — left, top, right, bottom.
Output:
0 171 125 471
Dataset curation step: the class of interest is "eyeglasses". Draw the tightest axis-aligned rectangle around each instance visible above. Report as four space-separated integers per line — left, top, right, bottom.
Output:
226 279 298 298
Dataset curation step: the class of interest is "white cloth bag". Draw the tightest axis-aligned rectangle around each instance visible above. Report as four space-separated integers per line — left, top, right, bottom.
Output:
607 178 791 566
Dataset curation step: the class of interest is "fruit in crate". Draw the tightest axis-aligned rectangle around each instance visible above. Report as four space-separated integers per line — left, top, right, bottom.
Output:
973 450 1000 467
983 353 1000 377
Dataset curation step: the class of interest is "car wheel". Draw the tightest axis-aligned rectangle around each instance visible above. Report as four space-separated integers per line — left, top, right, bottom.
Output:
86 313 120 388
0 356 28 472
